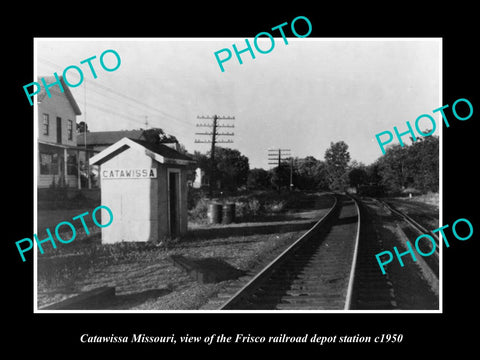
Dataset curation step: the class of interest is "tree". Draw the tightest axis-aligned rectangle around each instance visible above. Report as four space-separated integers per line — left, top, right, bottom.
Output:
376 144 410 193
358 163 385 196
374 135 438 194
192 151 210 170
314 161 330 190
324 141 351 191
77 121 88 133
348 167 368 191
406 136 439 192
270 163 290 191
247 168 271 189
140 128 189 155
211 147 250 190
293 156 329 190
365 163 383 187
141 128 178 145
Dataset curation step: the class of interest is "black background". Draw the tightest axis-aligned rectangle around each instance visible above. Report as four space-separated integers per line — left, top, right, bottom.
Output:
6 4 477 356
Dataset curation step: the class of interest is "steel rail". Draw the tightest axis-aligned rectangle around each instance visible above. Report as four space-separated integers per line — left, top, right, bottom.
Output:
377 199 439 253
343 195 361 310
219 193 339 310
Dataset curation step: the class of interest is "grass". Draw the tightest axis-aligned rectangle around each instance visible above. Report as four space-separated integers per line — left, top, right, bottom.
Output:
37 208 100 236
410 192 439 208
386 192 439 230
391 192 439 207
37 229 313 309
37 191 334 310
188 189 321 224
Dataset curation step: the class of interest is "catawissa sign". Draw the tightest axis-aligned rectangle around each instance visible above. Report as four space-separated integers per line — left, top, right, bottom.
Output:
101 168 157 179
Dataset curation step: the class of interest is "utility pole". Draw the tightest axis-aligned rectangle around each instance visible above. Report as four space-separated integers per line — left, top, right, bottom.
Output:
84 79 91 189
268 148 292 190
195 114 235 197
289 156 293 191
268 148 291 167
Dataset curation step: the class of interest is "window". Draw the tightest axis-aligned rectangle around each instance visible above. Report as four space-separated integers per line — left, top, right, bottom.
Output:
39 153 50 175
67 120 73 140
56 117 62 144
67 154 77 175
42 114 49 135
39 153 58 175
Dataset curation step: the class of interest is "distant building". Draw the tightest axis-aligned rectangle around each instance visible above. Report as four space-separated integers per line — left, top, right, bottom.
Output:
37 76 93 189
77 129 181 154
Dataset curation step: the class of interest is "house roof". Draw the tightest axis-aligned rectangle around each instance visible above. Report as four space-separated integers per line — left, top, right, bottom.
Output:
89 137 195 166
37 76 82 115
77 130 144 146
77 130 181 147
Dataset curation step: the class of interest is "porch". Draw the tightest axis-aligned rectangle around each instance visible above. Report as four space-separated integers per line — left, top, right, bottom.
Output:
38 141 99 189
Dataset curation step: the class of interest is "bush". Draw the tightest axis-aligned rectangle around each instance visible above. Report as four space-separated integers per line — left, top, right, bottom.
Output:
247 198 262 217
187 188 207 210
264 200 287 213
188 197 210 222
187 190 313 224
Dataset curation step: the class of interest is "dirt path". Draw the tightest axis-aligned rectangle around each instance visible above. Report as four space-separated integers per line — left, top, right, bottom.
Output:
37 193 335 310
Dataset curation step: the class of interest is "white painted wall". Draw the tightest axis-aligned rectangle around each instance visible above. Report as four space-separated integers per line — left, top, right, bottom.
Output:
98 146 188 244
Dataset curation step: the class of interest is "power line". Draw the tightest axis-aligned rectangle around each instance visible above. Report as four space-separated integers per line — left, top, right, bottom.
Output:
195 114 235 197
72 85 193 132
268 148 292 167
74 100 181 140
37 57 194 128
84 79 192 126
74 94 159 124
268 148 293 190
78 102 147 127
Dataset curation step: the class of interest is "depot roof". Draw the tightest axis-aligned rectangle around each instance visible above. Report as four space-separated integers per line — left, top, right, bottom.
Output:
90 137 195 166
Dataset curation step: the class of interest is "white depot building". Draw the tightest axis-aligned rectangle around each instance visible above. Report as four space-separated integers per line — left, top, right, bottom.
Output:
90 137 196 243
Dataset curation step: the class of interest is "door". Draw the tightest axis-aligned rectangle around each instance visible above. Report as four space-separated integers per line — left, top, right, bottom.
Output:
56 117 62 144
168 170 180 238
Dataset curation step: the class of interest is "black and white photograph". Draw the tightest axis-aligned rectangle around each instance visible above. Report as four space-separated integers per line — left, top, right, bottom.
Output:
6 6 478 355
33 38 441 312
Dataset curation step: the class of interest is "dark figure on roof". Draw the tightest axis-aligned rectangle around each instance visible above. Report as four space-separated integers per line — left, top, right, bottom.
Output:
142 128 178 145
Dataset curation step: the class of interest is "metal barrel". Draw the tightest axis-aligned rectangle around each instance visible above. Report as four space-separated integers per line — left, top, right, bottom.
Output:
222 203 236 224
208 202 223 224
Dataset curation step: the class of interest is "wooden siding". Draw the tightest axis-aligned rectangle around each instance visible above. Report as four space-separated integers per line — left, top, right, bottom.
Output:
38 86 77 147
38 175 77 189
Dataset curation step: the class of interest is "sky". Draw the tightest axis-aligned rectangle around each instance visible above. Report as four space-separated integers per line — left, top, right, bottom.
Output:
35 38 441 169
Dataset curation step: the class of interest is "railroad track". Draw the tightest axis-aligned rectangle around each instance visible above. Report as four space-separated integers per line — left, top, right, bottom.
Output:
376 199 439 253
349 196 439 310
349 197 398 310
219 194 361 310
373 198 439 279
